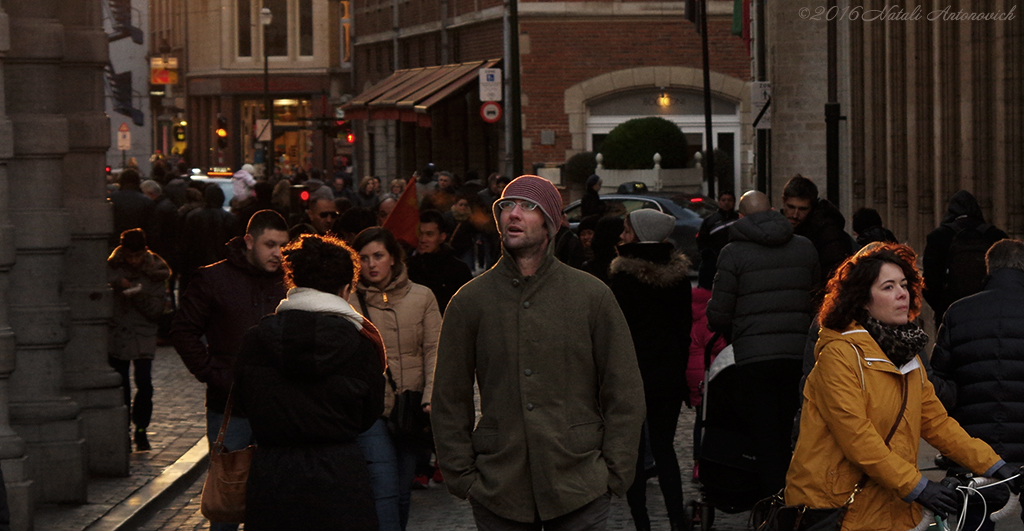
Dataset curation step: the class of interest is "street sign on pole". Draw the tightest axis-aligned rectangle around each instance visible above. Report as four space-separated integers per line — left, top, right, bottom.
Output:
117 122 131 151
751 81 771 130
480 102 502 123
479 68 502 102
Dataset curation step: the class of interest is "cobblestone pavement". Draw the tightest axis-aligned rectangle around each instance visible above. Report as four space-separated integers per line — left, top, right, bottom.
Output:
34 345 208 531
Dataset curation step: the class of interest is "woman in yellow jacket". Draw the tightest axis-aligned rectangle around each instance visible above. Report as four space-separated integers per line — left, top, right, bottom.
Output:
786 243 1018 530
350 227 442 531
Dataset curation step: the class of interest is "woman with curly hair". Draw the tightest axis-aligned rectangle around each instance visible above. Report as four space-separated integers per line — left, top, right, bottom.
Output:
784 243 1016 530
234 234 386 530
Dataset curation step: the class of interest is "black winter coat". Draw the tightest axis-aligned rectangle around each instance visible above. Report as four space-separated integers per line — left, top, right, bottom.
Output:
930 267 1024 462
609 242 691 400
406 245 473 314
235 303 384 530
170 237 285 412
923 191 1008 326
707 210 820 365
180 186 241 277
109 187 155 247
793 198 853 287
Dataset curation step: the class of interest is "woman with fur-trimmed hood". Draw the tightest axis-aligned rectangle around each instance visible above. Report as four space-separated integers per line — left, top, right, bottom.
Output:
609 208 691 531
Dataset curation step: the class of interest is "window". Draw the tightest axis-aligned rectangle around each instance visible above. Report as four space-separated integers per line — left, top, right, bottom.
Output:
238 0 252 57
265 0 288 57
299 0 313 56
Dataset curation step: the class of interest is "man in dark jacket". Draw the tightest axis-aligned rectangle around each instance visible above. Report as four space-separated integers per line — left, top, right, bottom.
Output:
432 175 645 528
180 185 241 288
697 190 739 282
170 210 289 531
406 210 472 314
109 168 155 248
707 190 820 500
923 190 1008 327
781 175 853 291
930 238 1024 529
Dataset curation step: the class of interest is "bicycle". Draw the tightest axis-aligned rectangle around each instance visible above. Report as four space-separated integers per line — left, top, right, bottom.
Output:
909 472 1022 531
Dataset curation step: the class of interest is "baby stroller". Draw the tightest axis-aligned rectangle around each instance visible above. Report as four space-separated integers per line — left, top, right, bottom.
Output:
689 335 763 530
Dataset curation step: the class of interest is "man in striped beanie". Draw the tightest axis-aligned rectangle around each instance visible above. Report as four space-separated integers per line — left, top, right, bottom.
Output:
432 175 646 528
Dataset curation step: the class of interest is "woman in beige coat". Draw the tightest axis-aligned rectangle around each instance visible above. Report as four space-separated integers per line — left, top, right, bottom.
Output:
350 227 441 531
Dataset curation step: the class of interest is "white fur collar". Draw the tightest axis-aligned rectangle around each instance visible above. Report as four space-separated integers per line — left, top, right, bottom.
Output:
276 287 364 330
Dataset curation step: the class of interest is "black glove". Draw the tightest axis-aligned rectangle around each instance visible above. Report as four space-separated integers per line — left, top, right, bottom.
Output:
916 479 958 518
993 464 1023 494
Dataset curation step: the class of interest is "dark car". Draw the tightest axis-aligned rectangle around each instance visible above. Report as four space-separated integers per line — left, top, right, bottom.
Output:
563 194 707 264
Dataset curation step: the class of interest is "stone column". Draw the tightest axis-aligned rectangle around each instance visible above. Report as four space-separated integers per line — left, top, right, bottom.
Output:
5 0 86 503
58 0 128 476
0 5 35 529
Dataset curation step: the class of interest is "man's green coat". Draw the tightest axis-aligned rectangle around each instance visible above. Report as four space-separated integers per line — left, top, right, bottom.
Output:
432 247 646 522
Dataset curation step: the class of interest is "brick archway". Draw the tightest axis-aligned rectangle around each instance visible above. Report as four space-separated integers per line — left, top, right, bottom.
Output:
563 66 751 154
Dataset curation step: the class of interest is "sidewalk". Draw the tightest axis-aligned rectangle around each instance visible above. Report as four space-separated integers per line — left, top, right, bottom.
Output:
34 346 209 531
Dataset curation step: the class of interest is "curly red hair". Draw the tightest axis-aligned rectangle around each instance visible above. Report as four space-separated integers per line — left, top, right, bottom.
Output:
819 242 922 330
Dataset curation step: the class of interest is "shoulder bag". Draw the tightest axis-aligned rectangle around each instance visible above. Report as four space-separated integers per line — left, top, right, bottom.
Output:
200 388 253 523
751 368 909 531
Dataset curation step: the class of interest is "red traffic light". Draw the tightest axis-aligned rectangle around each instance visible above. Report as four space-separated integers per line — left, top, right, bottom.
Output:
300 190 310 202
346 132 355 143
105 165 112 174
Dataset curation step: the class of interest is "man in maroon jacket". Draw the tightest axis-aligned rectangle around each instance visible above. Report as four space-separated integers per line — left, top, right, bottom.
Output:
170 210 289 531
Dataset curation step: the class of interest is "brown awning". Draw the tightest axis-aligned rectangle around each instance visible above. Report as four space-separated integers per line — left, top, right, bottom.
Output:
345 58 501 127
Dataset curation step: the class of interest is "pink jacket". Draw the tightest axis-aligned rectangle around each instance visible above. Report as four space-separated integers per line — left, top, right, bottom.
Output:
688 287 726 407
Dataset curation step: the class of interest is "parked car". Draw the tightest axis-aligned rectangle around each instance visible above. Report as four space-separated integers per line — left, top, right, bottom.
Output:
563 193 708 264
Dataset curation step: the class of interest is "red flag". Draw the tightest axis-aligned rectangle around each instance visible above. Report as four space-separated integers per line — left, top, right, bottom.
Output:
382 179 420 248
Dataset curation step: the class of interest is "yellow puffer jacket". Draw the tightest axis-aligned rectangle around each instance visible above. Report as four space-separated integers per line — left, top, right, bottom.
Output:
785 325 1001 531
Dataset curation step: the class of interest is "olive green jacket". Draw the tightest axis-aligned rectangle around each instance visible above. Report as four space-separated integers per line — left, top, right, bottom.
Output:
431 247 645 522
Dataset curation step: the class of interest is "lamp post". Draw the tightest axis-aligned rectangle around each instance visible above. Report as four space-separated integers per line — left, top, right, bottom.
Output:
261 7 273 178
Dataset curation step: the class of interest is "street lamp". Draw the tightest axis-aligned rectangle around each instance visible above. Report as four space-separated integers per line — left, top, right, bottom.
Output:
261 7 273 178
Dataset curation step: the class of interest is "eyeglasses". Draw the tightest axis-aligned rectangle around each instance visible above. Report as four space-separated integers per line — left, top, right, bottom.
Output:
318 211 341 219
496 199 539 212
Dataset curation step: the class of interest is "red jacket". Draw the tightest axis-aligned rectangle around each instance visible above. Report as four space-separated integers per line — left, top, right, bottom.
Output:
688 287 726 407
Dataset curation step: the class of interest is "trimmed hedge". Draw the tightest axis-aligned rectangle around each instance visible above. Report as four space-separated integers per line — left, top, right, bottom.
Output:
600 117 689 169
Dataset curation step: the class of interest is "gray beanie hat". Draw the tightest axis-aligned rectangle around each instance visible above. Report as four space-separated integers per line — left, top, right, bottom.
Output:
629 208 675 243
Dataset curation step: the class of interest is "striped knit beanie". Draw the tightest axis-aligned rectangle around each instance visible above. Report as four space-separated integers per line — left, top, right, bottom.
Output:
493 175 563 239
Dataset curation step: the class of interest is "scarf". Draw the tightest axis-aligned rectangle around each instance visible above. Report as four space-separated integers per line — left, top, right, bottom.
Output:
858 315 928 367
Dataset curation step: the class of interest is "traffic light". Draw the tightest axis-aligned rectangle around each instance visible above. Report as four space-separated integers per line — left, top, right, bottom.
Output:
289 185 310 213
173 124 186 142
215 115 228 150
339 121 354 145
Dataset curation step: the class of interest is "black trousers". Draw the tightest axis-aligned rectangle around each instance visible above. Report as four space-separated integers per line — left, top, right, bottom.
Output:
733 359 802 499
108 357 154 429
626 395 686 524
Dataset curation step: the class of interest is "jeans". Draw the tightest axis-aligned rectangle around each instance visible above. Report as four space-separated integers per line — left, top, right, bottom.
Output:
356 418 420 531
108 357 153 429
205 409 253 531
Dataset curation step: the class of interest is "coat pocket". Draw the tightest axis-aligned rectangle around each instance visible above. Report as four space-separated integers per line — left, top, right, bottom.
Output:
830 461 862 495
566 420 604 454
471 426 499 455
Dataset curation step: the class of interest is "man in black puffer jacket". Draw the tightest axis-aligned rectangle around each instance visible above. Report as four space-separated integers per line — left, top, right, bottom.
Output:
931 238 1024 529
707 190 820 501
781 175 853 296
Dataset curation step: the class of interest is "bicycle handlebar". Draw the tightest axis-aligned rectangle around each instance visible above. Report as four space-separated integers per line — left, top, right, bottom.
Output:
908 475 1020 531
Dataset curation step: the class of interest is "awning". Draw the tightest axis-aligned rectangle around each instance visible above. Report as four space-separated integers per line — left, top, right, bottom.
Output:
345 58 501 127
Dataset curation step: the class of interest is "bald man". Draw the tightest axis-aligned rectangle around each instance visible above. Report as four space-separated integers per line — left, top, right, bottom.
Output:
705 190 820 501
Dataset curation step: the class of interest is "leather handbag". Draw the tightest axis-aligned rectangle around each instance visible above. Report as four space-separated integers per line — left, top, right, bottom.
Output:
386 370 433 446
752 370 909 531
200 388 253 523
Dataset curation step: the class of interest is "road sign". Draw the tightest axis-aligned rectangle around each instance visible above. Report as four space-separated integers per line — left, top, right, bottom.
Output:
117 123 131 151
479 68 502 102
751 81 771 130
150 68 178 85
480 102 502 123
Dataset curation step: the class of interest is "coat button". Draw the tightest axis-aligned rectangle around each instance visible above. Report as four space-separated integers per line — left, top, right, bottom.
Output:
512 279 520 287
524 369 532 376
523 301 530 309
526 403 534 411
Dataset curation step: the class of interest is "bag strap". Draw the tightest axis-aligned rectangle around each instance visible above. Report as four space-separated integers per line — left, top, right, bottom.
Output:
216 386 234 447
846 372 909 504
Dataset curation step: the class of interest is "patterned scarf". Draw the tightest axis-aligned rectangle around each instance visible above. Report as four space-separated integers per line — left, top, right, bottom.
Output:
859 315 929 367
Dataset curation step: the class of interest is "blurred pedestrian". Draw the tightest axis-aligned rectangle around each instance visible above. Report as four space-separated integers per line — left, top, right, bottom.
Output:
350 227 441 531
581 174 607 218
108 228 170 452
235 234 385 530
406 210 472 314
851 207 897 248
781 175 854 290
609 209 691 531
583 216 624 284
180 185 241 288
696 190 738 283
109 168 155 248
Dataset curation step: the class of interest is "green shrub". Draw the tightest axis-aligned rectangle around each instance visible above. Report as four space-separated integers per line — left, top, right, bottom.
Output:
562 151 597 188
600 117 689 169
